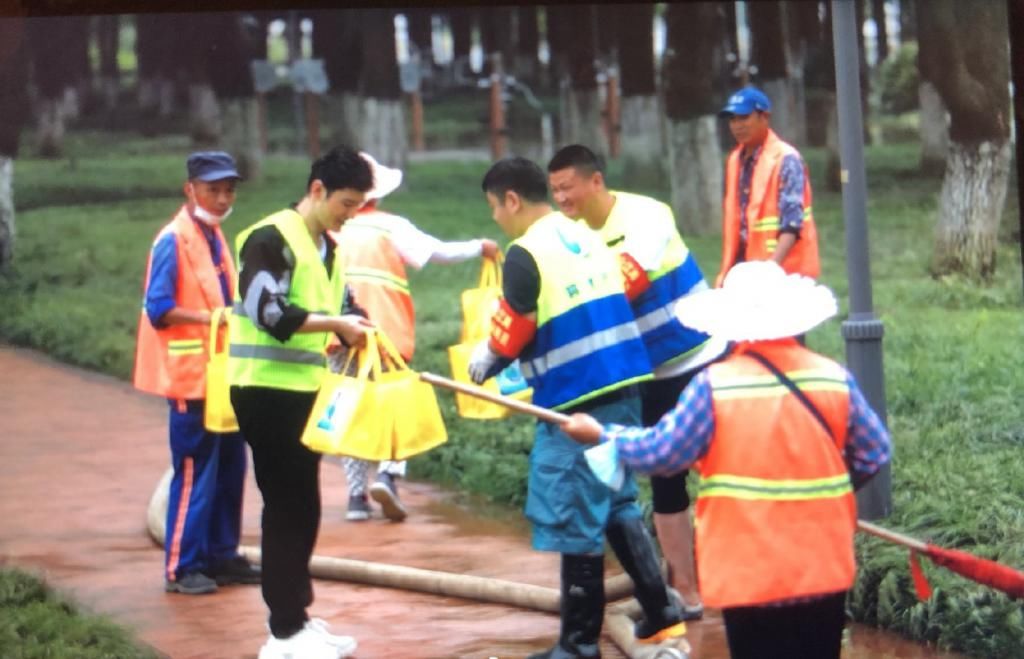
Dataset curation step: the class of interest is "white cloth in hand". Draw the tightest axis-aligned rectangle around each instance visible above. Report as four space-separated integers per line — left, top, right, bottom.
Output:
468 340 499 384
584 441 626 492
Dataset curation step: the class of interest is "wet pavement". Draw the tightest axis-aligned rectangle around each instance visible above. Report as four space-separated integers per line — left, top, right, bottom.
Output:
0 345 964 658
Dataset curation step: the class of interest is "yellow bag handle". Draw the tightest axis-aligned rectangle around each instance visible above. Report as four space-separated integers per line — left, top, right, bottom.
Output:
208 307 230 358
338 329 383 382
476 249 504 289
375 329 410 372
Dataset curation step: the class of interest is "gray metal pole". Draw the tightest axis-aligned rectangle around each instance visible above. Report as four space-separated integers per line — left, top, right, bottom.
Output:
831 0 890 519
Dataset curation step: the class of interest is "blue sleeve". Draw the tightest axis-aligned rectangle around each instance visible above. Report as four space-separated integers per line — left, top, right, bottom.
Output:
844 372 893 485
602 369 716 476
777 154 806 234
144 232 178 328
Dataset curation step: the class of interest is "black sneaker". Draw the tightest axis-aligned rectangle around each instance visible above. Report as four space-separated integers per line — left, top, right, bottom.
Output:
369 473 407 522
346 493 371 521
165 571 217 595
206 555 261 586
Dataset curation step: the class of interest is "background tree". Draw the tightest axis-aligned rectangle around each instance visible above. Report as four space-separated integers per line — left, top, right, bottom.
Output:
615 3 663 186
0 17 29 269
406 8 434 70
357 8 407 167
515 6 540 85
803 1 842 191
313 9 362 147
747 2 805 146
870 0 889 63
135 14 178 119
662 2 725 236
27 17 87 157
212 12 263 179
915 0 948 175
449 8 473 75
183 14 222 146
548 4 605 155
95 15 120 113
919 1 1011 279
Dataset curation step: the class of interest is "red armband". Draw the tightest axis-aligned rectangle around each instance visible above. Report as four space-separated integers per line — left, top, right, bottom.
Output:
619 252 651 301
489 297 537 359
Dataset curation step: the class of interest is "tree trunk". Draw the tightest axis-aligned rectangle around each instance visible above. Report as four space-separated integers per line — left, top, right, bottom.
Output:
918 81 949 175
549 5 606 155
222 98 262 180
358 9 407 167
871 0 889 63
663 3 724 236
449 8 472 66
28 17 83 157
616 3 661 185
96 15 120 112
406 8 434 68
899 0 917 42
515 6 539 84
313 10 362 149
932 141 1012 278
0 157 12 269
189 83 221 145
135 14 177 117
668 118 722 236
748 2 804 145
919 0 1011 279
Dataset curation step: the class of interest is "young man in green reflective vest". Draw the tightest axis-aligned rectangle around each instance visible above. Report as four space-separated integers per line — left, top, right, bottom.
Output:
228 146 373 659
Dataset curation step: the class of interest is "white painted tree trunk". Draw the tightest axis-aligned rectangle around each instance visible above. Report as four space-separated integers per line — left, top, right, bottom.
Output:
559 84 607 156
189 83 221 145
99 76 118 112
667 115 722 236
620 94 666 187
0 157 13 269
158 78 176 118
932 139 1011 278
36 98 65 158
762 78 805 147
357 97 407 168
222 97 262 181
919 81 949 174
324 93 362 147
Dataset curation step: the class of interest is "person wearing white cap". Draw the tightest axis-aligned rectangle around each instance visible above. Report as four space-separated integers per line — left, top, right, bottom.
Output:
715 86 820 289
329 152 499 522
560 261 892 659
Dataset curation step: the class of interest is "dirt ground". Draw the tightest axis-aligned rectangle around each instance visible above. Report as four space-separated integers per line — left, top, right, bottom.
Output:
0 345 963 659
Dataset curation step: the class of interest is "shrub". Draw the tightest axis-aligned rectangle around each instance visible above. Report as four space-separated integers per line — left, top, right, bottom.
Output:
879 42 920 115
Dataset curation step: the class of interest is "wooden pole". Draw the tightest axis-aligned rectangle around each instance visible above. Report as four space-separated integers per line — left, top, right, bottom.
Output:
420 372 569 424
409 90 425 151
606 70 620 158
489 53 506 160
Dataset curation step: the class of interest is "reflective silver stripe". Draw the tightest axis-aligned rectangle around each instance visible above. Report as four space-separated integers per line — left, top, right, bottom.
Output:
634 281 709 334
520 321 641 379
229 343 326 366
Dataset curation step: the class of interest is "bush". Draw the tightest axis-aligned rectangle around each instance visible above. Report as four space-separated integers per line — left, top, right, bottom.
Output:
879 42 920 114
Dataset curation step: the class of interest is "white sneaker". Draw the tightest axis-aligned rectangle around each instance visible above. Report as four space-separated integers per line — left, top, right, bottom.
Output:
257 624 355 659
306 618 358 654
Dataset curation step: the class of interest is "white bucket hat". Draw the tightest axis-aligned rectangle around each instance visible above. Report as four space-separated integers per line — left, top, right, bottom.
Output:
360 151 403 200
675 261 837 341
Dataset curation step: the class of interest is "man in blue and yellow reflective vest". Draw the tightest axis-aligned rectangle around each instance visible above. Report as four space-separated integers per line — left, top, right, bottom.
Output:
469 157 686 658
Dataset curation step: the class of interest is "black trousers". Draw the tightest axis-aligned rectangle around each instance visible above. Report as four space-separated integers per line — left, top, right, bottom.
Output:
231 385 322 639
640 369 701 514
722 591 847 659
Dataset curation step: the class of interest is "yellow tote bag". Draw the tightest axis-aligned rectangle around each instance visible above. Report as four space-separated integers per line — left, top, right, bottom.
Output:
301 334 391 459
204 307 239 433
460 253 503 343
376 331 448 460
447 342 532 420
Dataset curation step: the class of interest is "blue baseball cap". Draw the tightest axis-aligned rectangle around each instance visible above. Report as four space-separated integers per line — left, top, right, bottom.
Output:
186 151 241 182
719 87 772 117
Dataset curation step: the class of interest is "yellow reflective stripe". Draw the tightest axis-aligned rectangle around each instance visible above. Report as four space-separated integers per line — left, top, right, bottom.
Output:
712 368 848 400
766 238 778 251
752 216 779 232
803 206 812 219
551 373 651 412
699 472 852 501
168 339 203 356
345 267 410 293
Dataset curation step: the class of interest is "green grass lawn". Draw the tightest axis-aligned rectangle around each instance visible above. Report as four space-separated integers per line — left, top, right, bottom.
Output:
2 132 1022 657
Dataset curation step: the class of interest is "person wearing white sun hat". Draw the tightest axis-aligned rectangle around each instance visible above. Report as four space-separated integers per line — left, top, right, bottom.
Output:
328 151 499 523
560 260 892 659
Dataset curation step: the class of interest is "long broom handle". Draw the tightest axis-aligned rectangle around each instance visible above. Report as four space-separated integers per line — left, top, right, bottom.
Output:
420 372 571 425
423 371 934 554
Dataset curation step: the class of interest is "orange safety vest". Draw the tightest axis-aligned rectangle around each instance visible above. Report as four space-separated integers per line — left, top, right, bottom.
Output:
334 209 415 361
133 206 236 400
695 340 856 609
717 129 820 286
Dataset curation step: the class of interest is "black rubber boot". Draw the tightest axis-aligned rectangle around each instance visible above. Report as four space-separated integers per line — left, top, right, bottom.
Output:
527 553 605 659
606 517 685 640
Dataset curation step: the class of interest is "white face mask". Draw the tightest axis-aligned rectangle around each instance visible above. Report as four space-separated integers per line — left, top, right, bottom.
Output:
188 184 233 226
